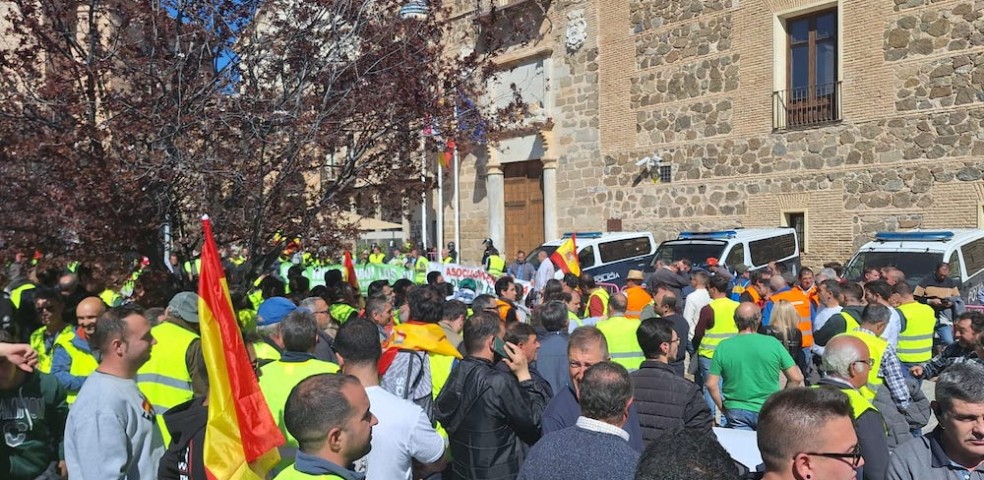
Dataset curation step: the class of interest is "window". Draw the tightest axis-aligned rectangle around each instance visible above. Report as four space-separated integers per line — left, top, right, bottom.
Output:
724 243 745 267
599 237 652 264
657 165 672 183
962 237 984 278
749 234 797 267
784 212 807 252
978 204 984 229
579 245 596 269
774 8 841 129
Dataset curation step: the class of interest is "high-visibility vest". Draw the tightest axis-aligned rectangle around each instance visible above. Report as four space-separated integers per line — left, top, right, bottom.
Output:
583 288 610 318
9 282 35 309
30 325 75 374
625 286 653 319
698 297 740 359
330 303 358 324
769 289 814 347
596 316 644 372
746 287 764 307
253 340 281 362
841 310 861 332
414 256 429 284
54 335 99 404
183 258 201 277
442 256 453 264
845 329 887 401
368 253 386 264
259 358 340 448
496 299 515 322
487 255 505 277
897 301 937 363
813 385 879 421
99 288 122 308
136 321 198 446
568 310 583 327
273 465 345 480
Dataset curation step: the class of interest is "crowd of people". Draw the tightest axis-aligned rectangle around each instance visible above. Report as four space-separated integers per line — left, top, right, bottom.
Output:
2 244 984 480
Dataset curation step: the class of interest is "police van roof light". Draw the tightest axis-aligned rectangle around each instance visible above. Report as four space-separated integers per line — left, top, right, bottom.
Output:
679 230 738 240
562 232 603 239
874 231 954 242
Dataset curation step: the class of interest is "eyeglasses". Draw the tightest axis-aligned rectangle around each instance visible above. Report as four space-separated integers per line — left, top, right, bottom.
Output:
802 444 862 468
852 358 875 367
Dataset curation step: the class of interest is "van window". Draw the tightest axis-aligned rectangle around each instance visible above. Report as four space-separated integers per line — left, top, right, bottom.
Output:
948 254 964 281
599 237 651 264
579 246 596 269
962 237 984 278
749 234 797 267
725 244 744 267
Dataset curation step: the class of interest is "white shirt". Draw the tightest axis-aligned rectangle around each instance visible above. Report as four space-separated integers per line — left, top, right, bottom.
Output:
811 305 843 356
882 307 902 348
534 259 555 292
356 386 445 480
683 288 711 340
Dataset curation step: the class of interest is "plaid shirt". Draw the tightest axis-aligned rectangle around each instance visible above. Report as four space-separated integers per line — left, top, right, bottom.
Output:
858 327 911 410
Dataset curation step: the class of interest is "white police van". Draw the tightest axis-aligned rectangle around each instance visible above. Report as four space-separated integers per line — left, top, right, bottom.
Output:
653 228 801 274
845 230 984 305
528 232 657 287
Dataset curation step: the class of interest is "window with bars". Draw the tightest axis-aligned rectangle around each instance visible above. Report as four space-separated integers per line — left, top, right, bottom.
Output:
773 8 841 129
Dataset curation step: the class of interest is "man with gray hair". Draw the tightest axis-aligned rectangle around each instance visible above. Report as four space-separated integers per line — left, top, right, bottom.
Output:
518 362 639 480
845 304 912 412
888 362 984 479
818 335 889 480
298 296 338 363
361 294 393 343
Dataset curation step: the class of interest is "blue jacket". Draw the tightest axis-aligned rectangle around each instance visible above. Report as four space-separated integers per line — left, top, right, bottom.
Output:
537 331 570 396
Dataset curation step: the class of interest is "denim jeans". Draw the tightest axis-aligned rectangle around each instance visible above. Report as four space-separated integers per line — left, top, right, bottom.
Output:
697 355 725 426
725 408 759 431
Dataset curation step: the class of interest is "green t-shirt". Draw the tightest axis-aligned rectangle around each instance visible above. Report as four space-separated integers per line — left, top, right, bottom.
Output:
709 333 795 413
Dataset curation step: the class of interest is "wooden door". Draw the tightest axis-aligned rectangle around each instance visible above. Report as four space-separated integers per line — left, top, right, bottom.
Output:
503 160 545 256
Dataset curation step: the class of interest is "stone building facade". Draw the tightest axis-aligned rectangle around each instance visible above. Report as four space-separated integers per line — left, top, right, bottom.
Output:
441 0 984 268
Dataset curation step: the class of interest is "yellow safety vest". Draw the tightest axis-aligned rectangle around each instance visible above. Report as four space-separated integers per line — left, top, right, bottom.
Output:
414 257 429 284
330 303 358 324
29 325 75 374
442 256 453 264
253 340 281 362
841 310 861 332
369 253 386 264
259 358 340 448
813 385 879 420
487 255 505 277
54 335 99 404
9 283 35 309
596 316 644 372
568 310 583 327
896 301 937 364
583 288 611 318
845 329 887 401
137 321 198 446
273 465 345 480
697 297 740 359
99 288 122 308
183 258 201 277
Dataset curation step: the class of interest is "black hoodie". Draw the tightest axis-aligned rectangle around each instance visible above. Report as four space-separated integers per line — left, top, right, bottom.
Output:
158 397 207 480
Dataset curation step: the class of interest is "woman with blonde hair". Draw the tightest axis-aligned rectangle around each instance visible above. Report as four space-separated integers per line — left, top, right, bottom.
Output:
761 300 807 375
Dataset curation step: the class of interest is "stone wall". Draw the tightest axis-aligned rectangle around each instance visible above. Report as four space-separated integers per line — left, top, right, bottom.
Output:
884 2 984 61
629 54 739 107
894 52 984 111
635 15 732 69
635 99 733 144
629 0 733 32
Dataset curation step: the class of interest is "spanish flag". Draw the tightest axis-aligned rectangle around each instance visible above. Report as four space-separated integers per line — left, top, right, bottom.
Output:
199 216 284 479
343 250 359 291
550 234 581 276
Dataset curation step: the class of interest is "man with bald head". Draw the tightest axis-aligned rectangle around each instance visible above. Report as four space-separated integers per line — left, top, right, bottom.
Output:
51 296 104 403
818 335 889 480
596 293 644 372
706 302 803 430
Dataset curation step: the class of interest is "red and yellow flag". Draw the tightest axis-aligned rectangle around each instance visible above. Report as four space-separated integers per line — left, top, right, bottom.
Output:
199 216 284 479
343 250 359 291
550 234 581 276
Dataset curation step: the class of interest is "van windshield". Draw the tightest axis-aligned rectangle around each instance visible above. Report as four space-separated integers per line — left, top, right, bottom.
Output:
845 251 943 284
654 241 726 268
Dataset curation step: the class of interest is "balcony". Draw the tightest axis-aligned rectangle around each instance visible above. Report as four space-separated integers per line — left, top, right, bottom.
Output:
772 82 842 131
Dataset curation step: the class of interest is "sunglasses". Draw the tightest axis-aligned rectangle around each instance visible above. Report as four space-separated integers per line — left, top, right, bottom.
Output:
801 444 862 468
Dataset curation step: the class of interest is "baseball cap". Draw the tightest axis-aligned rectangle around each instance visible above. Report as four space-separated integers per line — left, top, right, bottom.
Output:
734 263 750 274
256 297 297 327
168 292 200 324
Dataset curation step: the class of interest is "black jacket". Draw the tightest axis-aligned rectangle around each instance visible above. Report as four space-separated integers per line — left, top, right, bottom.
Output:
630 360 712 444
158 397 207 480
817 378 891 480
435 356 549 480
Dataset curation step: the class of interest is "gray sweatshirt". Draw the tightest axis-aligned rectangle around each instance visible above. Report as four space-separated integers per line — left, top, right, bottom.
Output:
65 371 165 479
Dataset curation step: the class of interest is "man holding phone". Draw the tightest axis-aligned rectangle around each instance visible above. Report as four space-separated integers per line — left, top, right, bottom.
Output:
435 312 550 480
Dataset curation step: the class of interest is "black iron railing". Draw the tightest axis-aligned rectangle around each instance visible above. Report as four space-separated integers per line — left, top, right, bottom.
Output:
773 81 842 130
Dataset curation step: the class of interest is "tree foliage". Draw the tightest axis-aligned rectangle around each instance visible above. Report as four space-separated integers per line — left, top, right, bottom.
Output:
0 0 501 284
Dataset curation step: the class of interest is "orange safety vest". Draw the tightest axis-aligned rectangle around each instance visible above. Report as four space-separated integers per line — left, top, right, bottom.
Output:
770 288 814 347
624 286 653 320
797 285 819 308
745 287 764 308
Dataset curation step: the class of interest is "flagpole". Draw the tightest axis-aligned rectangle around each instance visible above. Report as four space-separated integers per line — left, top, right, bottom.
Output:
437 153 444 259
420 136 428 250
453 104 461 265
